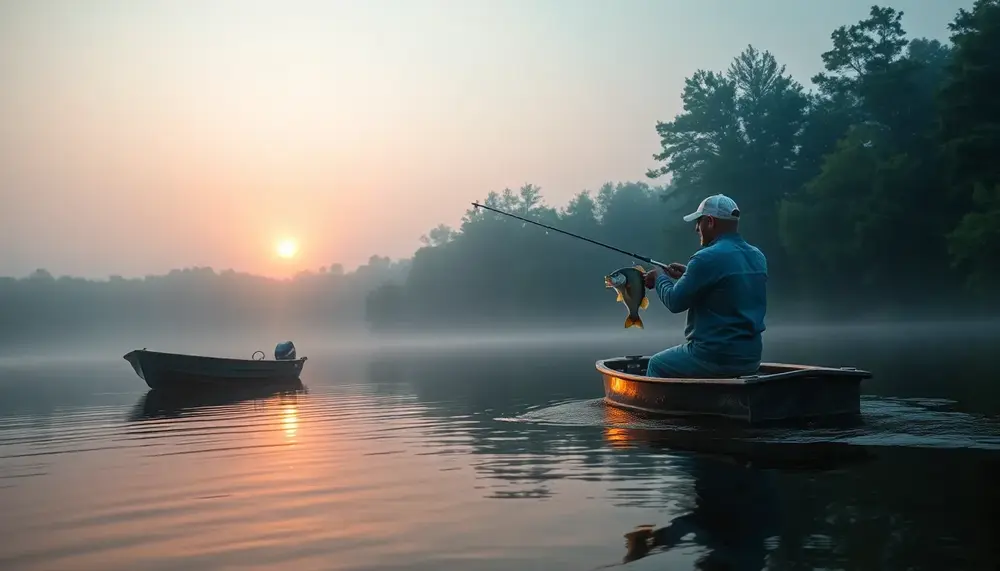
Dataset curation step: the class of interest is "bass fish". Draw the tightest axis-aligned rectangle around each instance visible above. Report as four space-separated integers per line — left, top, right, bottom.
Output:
604 265 649 328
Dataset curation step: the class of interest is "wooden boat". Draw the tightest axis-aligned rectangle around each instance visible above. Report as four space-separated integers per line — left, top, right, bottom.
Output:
596 355 872 423
124 348 307 390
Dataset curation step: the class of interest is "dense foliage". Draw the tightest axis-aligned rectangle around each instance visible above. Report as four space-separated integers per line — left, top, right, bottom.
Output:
0 257 409 344
3 3 997 343
366 2 1000 331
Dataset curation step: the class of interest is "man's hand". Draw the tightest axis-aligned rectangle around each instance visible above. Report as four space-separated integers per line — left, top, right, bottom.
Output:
666 263 686 279
643 268 660 289
645 263 686 288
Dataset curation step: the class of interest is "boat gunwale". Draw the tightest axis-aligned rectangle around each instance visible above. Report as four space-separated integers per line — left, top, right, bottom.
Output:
124 348 308 366
595 357 871 386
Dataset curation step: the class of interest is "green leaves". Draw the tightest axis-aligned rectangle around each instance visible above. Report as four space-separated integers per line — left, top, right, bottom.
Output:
938 0 1000 289
647 69 738 183
815 6 908 84
775 4 987 299
948 184 1000 289
364 2 1000 330
647 46 808 269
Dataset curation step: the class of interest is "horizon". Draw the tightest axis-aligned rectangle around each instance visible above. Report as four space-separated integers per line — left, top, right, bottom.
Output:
0 0 970 280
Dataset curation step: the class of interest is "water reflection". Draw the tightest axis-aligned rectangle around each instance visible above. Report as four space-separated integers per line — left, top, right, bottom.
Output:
589 417 1000 570
128 381 308 422
603 419 858 569
609 426 777 570
282 404 299 441
387 349 997 570
1 325 999 571
601 405 876 471
618 464 776 570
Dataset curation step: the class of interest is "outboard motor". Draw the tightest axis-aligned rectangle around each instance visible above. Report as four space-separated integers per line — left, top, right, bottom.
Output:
274 340 297 360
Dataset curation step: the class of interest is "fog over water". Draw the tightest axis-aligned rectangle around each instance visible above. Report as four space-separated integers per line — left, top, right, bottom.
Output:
3 0 1000 567
2 320 999 570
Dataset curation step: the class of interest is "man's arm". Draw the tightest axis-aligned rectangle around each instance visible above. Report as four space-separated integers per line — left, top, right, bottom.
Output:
653 255 715 313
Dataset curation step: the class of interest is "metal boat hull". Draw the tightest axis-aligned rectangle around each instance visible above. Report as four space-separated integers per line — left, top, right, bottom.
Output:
124 349 307 390
597 356 871 423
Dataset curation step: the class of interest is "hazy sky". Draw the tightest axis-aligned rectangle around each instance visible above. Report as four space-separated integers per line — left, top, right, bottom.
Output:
0 0 971 279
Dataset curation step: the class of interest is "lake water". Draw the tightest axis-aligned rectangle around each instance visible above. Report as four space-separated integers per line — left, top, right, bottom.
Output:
1 322 999 570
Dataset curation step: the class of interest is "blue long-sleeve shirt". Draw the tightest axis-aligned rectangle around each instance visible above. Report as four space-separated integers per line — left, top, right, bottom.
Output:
653 233 767 368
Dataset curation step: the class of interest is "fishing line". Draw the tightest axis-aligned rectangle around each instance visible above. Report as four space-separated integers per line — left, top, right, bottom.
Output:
471 202 669 269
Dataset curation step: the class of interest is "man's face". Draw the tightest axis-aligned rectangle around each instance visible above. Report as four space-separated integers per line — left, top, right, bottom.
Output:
695 216 715 246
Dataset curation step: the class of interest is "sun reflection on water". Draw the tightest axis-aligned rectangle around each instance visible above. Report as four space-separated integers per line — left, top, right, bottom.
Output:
282 404 298 441
602 403 636 449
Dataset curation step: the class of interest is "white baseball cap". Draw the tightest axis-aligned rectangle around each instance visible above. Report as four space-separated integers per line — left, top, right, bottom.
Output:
682 194 741 222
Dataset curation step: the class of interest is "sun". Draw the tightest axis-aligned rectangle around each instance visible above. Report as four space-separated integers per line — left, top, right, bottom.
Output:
276 239 298 259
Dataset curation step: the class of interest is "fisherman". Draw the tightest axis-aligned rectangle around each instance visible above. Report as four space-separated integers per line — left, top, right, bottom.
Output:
642 194 767 378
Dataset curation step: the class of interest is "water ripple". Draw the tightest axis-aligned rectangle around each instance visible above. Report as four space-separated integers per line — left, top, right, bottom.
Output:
500 395 1000 451
1 360 998 570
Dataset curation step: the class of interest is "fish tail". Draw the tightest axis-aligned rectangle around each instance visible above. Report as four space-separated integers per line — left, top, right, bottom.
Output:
624 314 644 329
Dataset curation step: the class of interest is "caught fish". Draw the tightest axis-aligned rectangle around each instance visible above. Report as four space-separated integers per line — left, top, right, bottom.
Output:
604 265 649 328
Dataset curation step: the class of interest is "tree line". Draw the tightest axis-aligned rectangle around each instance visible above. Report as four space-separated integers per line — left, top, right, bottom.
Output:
365 2 1000 332
2 3 996 344
0 257 409 345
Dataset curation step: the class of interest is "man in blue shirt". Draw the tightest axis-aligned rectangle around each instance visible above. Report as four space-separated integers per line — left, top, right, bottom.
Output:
642 194 768 378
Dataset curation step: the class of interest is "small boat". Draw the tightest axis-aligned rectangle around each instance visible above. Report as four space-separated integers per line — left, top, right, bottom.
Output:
124 345 307 390
596 355 872 423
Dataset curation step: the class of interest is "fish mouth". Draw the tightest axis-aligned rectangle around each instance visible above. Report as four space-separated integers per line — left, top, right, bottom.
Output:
604 276 615 288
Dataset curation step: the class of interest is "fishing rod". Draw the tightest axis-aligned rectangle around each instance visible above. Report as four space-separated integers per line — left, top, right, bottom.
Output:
471 201 669 269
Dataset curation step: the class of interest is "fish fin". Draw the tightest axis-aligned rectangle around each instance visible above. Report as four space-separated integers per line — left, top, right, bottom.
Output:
640 296 649 310
634 264 646 272
616 291 624 302
624 314 644 329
